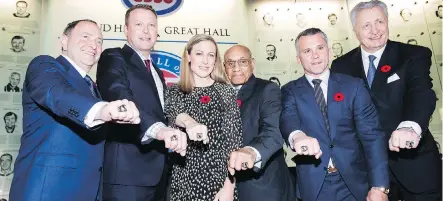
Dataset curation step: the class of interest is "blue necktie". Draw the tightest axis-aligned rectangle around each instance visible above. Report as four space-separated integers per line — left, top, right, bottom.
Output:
367 55 377 88
84 75 99 98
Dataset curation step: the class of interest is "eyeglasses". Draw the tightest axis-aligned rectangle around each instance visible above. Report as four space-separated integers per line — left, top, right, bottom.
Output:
224 58 251 69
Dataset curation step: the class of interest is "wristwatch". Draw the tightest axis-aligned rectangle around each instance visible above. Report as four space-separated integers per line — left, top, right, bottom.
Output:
372 187 390 195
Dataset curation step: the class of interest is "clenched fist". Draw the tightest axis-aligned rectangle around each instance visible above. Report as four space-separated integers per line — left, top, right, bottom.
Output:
96 99 140 124
291 132 322 159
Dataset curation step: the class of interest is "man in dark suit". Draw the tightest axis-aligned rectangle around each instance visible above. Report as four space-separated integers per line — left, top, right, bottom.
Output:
0 153 13 176
331 1 442 200
3 112 17 133
281 28 389 201
223 45 295 201
266 44 277 61
96 5 187 201
4 72 22 92
9 19 140 201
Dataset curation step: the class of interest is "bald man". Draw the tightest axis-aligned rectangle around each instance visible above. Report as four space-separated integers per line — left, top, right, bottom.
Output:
224 45 295 201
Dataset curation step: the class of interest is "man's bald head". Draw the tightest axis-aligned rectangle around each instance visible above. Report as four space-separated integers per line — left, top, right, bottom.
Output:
224 45 252 59
223 45 255 85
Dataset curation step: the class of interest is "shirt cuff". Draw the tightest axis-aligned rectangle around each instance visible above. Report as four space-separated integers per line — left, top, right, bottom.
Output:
245 146 261 162
141 122 167 144
288 130 304 150
397 121 422 138
84 102 108 128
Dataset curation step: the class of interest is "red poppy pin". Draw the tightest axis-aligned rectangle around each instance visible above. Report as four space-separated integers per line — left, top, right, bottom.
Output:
380 65 391 73
200 96 211 104
237 99 242 107
334 92 344 102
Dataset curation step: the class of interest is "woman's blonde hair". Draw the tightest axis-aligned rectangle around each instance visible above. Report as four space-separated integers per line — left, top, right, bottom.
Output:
178 34 230 93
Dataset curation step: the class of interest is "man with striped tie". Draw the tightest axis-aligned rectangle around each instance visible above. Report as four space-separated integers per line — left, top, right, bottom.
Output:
280 28 389 201
10 19 140 201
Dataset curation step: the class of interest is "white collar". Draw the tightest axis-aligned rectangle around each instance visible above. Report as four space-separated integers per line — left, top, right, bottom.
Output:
61 55 87 78
360 44 386 60
126 43 152 61
305 69 330 86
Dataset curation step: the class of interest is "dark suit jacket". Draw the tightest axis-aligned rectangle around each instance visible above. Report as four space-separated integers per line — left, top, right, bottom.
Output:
236 75 295 201
280 73 389 201
4 83 21 92
10 55 105 201
96 45 167 187
331 40 441 193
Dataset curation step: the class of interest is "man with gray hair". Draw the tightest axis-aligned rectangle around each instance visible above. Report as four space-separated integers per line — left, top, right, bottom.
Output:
331 1 441 200
4 72 22 92
281 27 389 201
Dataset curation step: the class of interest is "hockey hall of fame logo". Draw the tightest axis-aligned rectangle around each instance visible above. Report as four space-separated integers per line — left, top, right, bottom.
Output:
121 0 183 16
151 50 181 86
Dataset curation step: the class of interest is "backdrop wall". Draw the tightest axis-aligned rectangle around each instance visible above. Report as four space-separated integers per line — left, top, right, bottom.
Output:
0 0 441 197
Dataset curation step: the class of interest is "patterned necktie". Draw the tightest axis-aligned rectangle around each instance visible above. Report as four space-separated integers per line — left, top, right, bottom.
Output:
144 59 151 72
84 75 99 98
367 55 377 88
312 79 330 133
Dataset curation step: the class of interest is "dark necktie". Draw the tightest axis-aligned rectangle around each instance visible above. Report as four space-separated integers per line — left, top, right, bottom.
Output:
367 55 377 88
312 79 330 133
144 59 151 72
84 75 99 98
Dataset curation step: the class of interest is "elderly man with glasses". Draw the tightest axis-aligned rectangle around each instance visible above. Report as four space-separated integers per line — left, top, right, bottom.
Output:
223 45 295 201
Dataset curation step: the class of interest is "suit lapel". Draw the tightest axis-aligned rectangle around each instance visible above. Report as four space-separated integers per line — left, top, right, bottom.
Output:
298 77 328 134
237 75 256 119
351 48 368 84
151 62 167 89
121 45 163 106
56 56 94 97
122 44 152 74
326 73 342 141
371 41 398 91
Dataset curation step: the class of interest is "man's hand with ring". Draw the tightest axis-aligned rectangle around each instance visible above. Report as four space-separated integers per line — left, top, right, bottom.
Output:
228 147 256 175
118 104 127 112
292 132 322 159
185 121 209 144
156 127 187 156
301 146 308 153
389 128 420 152
97 99 140 124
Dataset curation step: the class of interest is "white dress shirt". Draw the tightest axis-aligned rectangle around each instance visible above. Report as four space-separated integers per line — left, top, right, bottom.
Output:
61 55 107 128
360 45 386 77
360 46 422 136
122 44 167 143
288 70 335 168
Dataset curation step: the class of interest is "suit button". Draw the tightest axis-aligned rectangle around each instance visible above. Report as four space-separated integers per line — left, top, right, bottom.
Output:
329 144 334 148
99 167 103 172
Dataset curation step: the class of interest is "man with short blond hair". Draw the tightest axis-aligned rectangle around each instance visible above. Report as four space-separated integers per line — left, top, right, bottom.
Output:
97 4 187 201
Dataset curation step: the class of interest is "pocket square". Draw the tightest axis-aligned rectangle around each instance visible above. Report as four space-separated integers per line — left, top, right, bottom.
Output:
387 73 400 83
